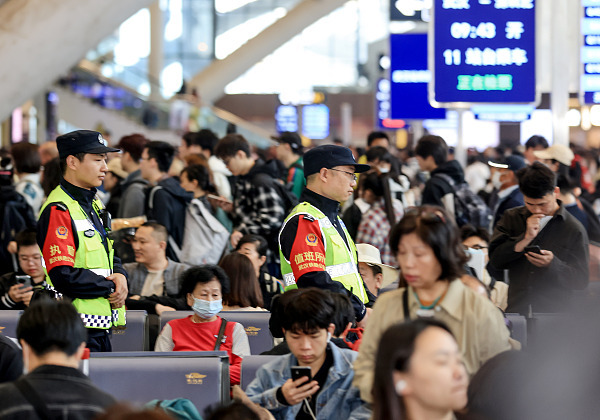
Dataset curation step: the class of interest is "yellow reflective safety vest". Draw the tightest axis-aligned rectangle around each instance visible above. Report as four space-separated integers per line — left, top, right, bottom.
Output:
279 202 368 303
40 186 126 329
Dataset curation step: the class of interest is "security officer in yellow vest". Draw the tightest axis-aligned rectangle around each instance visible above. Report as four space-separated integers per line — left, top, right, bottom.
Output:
37 130 128 352
279 144 375 327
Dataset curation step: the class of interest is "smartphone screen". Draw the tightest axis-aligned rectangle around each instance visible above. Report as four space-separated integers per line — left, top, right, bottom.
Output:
291 366 312 382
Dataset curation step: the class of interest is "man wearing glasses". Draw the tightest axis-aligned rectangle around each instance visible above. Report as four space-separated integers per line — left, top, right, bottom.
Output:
278 144 374 327
0 229 48 309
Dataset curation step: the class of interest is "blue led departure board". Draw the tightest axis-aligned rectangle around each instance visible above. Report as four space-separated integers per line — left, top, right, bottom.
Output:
582 0 600 104
430 0 536 107
390 33 446 120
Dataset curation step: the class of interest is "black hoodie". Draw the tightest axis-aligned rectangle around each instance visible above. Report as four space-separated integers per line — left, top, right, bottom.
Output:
146 177 193 261
421 160 466 207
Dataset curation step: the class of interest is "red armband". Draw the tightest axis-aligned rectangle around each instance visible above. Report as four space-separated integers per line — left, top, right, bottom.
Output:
42 206 76 271
289 218 326 278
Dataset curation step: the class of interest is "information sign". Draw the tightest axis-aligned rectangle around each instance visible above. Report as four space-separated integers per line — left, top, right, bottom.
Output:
581 0 600 104
390 33 446 120
430 0 537 107
302 104 329 140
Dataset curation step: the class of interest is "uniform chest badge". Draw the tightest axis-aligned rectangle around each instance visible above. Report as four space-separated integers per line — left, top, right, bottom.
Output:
56 226 68 240
305 233 318 246
84 229 95 238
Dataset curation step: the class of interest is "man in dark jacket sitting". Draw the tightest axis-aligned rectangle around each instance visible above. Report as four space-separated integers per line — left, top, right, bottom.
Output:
0 299 116 419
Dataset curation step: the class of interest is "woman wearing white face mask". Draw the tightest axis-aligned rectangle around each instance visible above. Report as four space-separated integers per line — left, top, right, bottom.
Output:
372 319 468 420
154 265 250 385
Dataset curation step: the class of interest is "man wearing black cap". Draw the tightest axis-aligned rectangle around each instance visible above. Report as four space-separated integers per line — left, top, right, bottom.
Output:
37 130 128 352
488 155 527 229
278 144 373 326
274 132 305 199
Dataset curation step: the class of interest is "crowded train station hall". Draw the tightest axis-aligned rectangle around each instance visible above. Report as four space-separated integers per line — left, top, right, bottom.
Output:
0 0 598 418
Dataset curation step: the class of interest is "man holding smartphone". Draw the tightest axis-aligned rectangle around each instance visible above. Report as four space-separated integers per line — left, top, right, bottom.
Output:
245 288 370 419
489 162 589 315
0 229 47 310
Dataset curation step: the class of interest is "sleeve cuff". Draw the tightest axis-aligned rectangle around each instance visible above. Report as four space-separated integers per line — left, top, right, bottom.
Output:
276 387 290 406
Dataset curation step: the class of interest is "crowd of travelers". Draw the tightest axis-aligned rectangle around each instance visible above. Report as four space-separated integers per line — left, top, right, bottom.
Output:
0 128 597 419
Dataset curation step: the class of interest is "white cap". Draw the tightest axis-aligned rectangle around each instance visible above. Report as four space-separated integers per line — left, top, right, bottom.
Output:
356 243 399 288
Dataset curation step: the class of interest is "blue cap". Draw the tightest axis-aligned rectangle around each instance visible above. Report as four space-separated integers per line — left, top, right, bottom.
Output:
488 155 527 172
57 130 120 159
304 144 370 177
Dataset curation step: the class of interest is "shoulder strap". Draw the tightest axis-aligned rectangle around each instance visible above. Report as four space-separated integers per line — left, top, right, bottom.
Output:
148 186 163 210
14 378 52 419
214 318 228 351
403 288 410 320
434 172 456 188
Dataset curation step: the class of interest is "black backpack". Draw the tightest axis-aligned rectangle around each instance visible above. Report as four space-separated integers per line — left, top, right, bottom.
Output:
434 173 492 228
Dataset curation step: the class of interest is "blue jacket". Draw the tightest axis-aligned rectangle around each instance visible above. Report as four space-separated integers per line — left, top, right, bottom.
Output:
245 343 371 420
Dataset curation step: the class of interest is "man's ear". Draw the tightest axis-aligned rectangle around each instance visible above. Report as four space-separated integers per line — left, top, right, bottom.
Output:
159 240 167 251
375 273 384 290
74 342 87 360
259 255 267 267
319 168 329 183
236 149 246 160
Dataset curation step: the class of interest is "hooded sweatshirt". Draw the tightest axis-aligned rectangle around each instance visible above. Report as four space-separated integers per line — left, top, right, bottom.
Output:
421 160 466 208
146 177 193 261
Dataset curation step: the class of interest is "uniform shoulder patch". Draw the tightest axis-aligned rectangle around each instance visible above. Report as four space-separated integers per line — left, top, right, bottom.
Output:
303 214 317 222
53 202 68 212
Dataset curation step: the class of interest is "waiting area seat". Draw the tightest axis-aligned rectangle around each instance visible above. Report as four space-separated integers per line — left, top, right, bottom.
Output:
0 310 22 338
88 351 230 414
110 310 149 351
504 313 527 347
159 311 274 354
240 355 283 390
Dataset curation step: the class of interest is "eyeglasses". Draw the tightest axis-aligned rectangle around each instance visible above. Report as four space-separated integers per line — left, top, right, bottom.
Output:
329 168 357 182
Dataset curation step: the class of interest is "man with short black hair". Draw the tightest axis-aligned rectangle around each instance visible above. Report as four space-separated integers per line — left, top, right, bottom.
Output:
489 162 589 315
140 141 193 261
180 129 232 200
38 130 128 352
116 133 149 218
0 229 49 310
245 288 370 419
213 134 286 265
523 134 549 164
274 132 305 199
124 222 189 315
415 134 463 207
0 300 116 418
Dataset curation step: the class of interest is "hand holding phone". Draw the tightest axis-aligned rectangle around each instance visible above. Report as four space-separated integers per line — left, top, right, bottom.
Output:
291 366 312 382
524 245 542 255
281 366 318 406
16 275 32 289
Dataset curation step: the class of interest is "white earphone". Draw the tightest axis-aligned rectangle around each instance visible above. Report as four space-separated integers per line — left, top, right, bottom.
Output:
395 379 407 395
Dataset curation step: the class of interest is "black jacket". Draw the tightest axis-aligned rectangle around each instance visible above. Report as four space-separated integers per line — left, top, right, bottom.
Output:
421 160 466 208
489 203 589 315
492 187 525 228
146 177 193 261
0 365 116 419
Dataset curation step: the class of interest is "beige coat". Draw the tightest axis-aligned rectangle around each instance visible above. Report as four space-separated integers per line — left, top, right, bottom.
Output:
353 280 512 403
